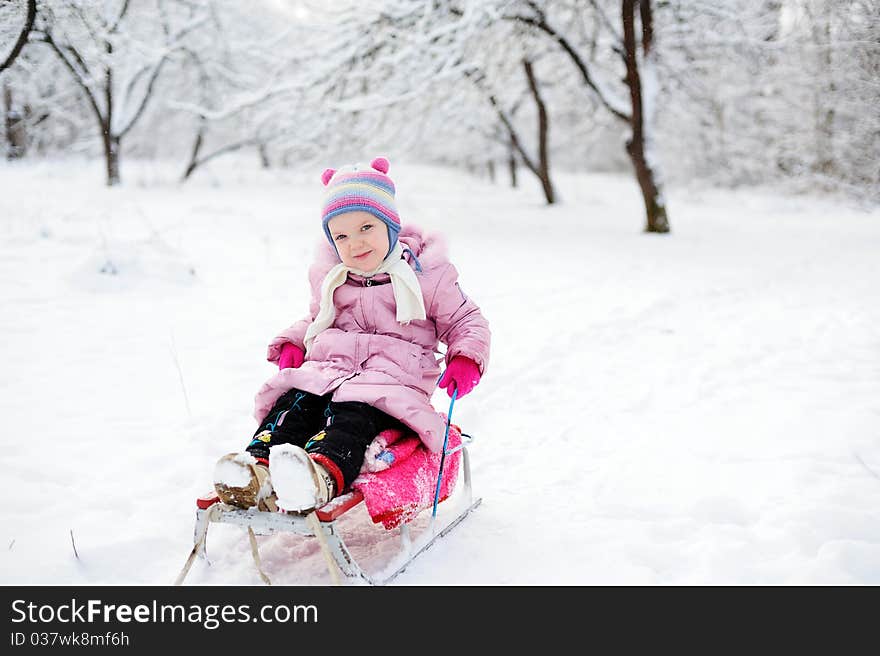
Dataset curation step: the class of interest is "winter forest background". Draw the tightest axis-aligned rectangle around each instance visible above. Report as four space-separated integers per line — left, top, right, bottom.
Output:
3 0 878 212
2 1 880 586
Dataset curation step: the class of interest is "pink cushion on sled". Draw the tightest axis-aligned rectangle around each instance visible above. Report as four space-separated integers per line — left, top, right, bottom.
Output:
353 421 462 530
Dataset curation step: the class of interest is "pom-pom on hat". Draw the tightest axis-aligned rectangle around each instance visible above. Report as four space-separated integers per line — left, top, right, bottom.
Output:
321 156 400 256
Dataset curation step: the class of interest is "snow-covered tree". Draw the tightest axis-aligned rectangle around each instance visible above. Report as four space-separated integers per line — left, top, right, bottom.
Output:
163 1 317 179
3 45 90 160
1 0 38 158
655 0 880 201
30 0 212 185
3 0 876 206
506 0 670 231
273 2 568 202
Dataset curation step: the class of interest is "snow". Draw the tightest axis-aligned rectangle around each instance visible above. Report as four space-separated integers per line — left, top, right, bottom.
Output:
213 453 255 488
269 444 322 512
1 157 879 585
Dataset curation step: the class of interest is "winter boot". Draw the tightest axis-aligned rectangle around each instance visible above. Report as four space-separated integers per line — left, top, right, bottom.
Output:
213 452 277 512
269 444 336 513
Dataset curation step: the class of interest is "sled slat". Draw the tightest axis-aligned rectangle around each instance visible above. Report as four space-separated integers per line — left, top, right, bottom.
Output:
315 490 363 521
197 492 220 510
195 489 363 521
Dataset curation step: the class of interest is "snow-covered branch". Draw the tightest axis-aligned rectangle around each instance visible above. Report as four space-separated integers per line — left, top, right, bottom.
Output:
507 8 631 122
0 0 37 73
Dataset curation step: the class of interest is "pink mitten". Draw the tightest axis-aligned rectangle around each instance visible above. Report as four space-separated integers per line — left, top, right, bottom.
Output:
278 343 305 370
438 356 481 398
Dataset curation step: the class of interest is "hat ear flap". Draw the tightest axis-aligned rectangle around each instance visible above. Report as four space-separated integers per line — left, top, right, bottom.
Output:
370 157 389 174
321 168 336 186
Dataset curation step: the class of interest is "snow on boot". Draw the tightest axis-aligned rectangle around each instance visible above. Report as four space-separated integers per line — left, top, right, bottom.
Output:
213 452 277 512
269 444 336 513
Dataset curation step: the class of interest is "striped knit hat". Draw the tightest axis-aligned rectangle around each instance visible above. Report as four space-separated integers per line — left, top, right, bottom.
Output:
321 156 400 256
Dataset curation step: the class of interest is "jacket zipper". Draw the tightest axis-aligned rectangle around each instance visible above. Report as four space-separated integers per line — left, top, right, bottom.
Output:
359 284 371 331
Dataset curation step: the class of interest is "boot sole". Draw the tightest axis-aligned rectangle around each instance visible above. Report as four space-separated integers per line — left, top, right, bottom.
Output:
214 481 259 508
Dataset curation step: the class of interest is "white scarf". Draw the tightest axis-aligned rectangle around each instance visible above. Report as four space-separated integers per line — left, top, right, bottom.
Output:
303 242 426 354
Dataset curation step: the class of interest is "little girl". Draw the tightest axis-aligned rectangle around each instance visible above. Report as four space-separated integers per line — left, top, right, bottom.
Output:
214 157 491 513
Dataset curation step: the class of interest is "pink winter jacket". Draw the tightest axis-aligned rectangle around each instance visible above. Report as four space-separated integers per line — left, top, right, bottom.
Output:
253 225 491 453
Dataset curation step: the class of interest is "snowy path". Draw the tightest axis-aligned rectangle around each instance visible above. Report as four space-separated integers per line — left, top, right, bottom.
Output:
1 159 879 584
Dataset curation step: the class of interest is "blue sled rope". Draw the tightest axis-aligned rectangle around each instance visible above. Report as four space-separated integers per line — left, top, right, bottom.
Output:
431 385 458 520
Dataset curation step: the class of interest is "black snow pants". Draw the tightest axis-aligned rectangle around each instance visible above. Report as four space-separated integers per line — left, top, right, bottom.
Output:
246 388 404 490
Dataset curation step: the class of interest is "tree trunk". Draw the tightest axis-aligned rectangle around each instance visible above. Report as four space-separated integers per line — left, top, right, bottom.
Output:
102 128 121 186
622 0 669 233
4 84 27 159
626 138 668 233
182 125 205 181
101 43 120 187
815 5 835 176
487 159 496 183
508 143 518 188
523 59 555 204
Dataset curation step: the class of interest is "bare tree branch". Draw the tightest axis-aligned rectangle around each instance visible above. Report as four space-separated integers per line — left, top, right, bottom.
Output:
508 10 631 122
108 0 132 34
36 31 104 123
466 67 539 179
117 55 170 137
588 0 622 44
0 0 37 73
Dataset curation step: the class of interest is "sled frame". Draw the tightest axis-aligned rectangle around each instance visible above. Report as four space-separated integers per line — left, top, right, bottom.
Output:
175 439 480 586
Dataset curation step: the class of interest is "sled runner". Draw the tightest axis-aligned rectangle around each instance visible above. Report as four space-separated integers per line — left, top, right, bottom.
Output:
174 431 481 586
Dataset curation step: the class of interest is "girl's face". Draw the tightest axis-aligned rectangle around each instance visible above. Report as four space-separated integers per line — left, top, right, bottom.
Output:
327 211 390 271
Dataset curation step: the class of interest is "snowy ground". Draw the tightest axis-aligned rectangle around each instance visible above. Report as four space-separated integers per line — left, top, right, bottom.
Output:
1 157 879 585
